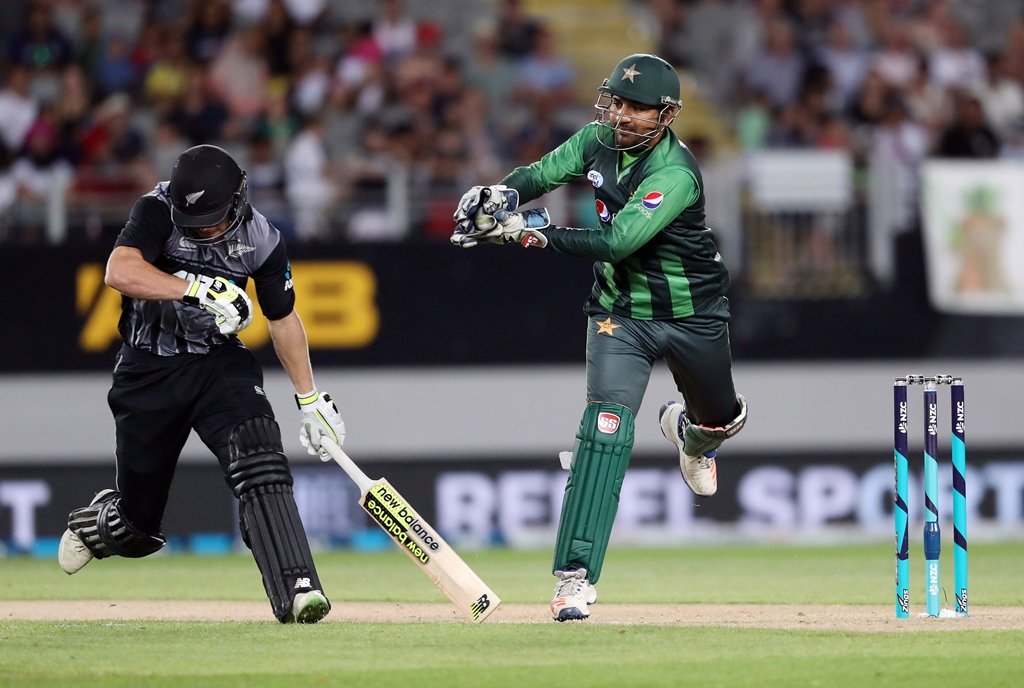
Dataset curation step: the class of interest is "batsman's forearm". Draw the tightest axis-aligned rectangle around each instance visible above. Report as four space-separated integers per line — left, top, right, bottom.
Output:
268 311 315 394
105 246 190 300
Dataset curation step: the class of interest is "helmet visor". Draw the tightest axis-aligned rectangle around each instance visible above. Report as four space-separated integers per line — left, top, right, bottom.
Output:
171 203 232 229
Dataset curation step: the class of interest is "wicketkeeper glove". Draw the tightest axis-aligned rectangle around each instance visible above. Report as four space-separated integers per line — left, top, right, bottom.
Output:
494 208 550 248
182 276 253 335
450 211 505 248
296 390 346 456
452 184 519 233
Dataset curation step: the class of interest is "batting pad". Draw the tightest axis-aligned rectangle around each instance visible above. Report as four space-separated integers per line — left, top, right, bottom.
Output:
552 402 634 584
240 483 326 621
229 417 326 622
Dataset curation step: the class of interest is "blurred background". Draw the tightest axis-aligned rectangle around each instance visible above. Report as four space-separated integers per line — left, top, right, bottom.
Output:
1 0 1022 557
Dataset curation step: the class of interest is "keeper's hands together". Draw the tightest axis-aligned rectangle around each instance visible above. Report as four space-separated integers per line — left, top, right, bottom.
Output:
182 276 253 335
491 209 550 248
450 184 520 248
296 390 346 457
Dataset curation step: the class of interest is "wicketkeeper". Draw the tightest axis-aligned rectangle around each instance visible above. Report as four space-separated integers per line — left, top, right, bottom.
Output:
58 145 346 624
451 53 747 621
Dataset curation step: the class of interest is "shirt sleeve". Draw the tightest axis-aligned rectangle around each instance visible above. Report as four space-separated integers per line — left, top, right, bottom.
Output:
542 167 700 263
501 127 590 204
113 195 173 263
252 235 296 321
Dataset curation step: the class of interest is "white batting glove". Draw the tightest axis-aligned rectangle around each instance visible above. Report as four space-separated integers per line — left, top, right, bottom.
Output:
182 276 254 335
495 208 550 248
296 390 346 457
452 184 519 232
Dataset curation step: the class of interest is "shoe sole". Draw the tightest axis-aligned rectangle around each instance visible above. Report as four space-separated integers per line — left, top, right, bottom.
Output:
57 489 117 575
554 608 589 622
58 529 93 575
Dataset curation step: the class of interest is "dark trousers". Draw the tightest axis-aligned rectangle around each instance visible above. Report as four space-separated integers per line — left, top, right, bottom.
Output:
107 343 276 533
585 312 738 425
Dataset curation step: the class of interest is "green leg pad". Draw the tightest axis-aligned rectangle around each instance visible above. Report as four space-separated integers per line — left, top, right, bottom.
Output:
552 402 634 583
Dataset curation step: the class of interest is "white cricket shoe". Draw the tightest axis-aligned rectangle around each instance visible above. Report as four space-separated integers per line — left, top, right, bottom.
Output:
550 568 592 622
287 589 330 624
58 489 116 575
659 402 718 496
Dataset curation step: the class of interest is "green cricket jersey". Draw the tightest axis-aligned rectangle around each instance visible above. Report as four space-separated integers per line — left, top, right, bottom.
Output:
501 123 730 321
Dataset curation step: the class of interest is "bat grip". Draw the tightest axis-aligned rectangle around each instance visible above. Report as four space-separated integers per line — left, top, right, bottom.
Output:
320 439 373 493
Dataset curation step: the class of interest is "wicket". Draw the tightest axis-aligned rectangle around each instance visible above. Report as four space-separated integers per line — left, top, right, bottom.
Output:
893 375 968 618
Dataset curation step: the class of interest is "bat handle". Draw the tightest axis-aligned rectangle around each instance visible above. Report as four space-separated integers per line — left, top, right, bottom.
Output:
320 438 373 493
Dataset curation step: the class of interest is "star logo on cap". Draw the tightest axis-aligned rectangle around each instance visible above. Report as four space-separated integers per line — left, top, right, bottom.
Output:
621 64 641 83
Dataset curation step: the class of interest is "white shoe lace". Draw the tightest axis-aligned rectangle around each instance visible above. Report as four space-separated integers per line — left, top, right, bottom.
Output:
696 456 714 470
555 577 584 598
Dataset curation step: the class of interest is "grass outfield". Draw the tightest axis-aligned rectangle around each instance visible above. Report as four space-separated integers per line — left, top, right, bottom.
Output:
1 542 1022 687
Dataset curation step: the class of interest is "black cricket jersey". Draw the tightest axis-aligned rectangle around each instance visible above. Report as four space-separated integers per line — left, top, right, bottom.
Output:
113 182 295 356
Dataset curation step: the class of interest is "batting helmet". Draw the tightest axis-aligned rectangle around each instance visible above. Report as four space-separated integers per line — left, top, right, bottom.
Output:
168 144 249 244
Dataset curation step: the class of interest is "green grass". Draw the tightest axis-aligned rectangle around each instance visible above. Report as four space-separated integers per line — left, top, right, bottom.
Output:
1 543 1022 687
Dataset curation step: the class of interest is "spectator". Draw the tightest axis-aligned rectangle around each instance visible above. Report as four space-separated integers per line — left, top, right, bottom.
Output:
94 33 139 97
149 117 187 178
78 92 154 187
871 93 929 235
871 23 919 90
495 0 541 59
283 113 339 241
10 116 74 240
0 64 39 153
186 0 232 65
928 16 986 90
462 20 520 129
935 92 1001 158
903 54 953 144
169 71 230 146
972 52 1024 142
143 28 193 113
288 28 332 117
816 18 869 109
263 0 298 77
74 3 105 77
372 0 417 64
513 25 575 114
208 22 271 122
7 1 74 72
332 22 385 116
744 18 807 109
0 141 16 239
54 64 92 163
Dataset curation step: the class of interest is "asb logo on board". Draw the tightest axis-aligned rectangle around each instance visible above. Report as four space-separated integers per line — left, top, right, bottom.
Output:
641 191 664 210
597 412 620 434
596 200 611 223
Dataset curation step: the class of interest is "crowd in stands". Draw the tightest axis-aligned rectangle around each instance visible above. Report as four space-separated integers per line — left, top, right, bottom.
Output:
0 0 1022 246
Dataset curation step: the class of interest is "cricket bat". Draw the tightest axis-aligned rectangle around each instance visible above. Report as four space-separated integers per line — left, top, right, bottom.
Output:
320 439 501 622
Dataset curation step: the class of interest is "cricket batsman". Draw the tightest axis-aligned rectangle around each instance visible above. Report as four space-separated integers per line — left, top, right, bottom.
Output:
450 53 747 621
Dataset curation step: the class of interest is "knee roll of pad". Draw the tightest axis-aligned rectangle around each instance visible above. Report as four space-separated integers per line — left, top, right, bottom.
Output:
552 402 635 584
227 416 292 496
682 394 748 458
67 490 166 559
